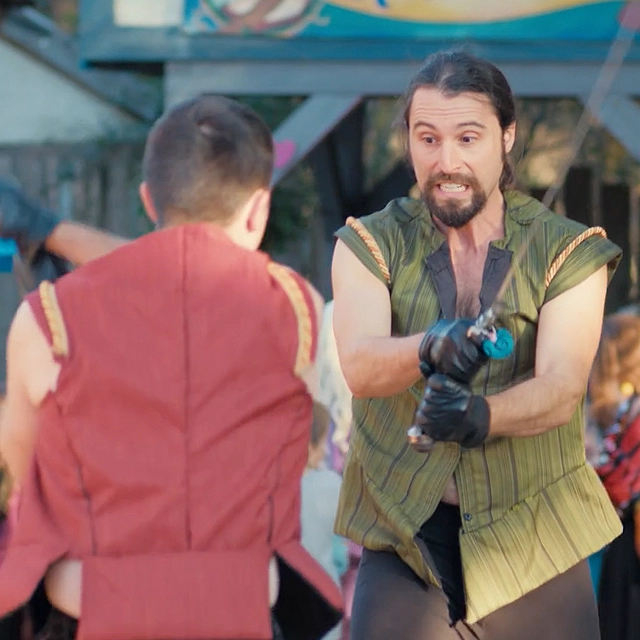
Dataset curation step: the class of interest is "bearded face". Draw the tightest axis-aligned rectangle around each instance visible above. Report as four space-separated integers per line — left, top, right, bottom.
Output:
420 171 487 229
407 88 516 229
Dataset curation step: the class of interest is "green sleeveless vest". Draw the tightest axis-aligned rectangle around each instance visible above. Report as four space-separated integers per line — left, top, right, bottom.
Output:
334 191 622 623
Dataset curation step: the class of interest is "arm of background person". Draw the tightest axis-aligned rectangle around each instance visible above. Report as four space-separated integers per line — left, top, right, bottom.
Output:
487 265 607 438
45 220 129 267
299 280 325 400
332 239 422 398
0 302 60 486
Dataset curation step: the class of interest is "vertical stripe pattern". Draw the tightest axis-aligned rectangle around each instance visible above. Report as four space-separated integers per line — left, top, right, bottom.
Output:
334 191 623 623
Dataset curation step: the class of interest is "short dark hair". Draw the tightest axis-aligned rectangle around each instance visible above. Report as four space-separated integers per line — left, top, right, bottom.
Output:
400 50 517 190
143 95 273 225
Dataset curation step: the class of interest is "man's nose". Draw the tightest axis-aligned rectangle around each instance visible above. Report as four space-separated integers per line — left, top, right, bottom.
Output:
436 142 462 174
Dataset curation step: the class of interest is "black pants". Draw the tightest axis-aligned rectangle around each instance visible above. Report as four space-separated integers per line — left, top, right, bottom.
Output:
351 504 600 640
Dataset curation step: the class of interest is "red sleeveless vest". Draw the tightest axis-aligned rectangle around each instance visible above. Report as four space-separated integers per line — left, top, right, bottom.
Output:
0 224 342 640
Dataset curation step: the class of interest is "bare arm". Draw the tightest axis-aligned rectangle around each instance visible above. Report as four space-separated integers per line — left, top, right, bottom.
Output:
2 303 83 616
300 280 325 399
45 221 129 267
0 302 60 485
332 239 422 398
487 265 608 438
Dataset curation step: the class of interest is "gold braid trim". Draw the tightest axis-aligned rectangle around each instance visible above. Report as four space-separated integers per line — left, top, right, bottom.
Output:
38 281 69 358
267 263 313 377
345 216 391 284
545 226 608 289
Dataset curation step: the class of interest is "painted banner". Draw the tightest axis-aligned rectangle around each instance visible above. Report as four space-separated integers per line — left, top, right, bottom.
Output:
183 0 627 39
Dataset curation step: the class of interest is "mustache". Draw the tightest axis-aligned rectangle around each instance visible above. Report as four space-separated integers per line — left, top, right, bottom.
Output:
424 173 479 189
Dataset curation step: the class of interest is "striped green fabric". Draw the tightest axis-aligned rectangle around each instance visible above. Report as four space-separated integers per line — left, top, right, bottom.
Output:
334 191 623 623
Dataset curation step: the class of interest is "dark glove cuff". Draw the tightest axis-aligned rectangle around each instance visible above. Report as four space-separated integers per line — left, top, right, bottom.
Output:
419 360 433 380
462 395 491 448
0 182 61 249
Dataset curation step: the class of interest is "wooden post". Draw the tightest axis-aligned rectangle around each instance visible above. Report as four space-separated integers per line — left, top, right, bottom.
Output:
564 167 593 226
601 183 631 313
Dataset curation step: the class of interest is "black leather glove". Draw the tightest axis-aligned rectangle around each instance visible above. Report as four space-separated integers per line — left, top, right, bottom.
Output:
0 179 61 254
418 318 488 384
413 373 490 448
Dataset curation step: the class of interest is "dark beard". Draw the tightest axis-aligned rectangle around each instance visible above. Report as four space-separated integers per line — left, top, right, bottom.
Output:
421 172 487 229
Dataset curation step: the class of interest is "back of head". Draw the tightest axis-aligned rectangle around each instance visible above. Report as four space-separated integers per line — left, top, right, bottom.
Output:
400 49 517 190
143 95 273 226
590 313 640 429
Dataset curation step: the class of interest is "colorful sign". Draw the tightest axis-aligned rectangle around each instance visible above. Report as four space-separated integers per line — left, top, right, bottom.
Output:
183 0 626 40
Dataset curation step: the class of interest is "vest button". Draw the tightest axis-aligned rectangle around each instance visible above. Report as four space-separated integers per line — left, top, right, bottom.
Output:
463 513 473 521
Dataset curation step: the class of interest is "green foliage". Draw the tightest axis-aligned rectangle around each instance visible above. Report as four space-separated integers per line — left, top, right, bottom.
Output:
515 98 640 188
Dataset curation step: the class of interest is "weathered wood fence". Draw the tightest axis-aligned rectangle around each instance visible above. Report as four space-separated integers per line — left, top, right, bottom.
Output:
0 140 147 391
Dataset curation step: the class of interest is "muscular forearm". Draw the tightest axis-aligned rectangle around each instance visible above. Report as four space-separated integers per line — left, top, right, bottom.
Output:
342 333 423 398
45 221 129 266
487 372 584 438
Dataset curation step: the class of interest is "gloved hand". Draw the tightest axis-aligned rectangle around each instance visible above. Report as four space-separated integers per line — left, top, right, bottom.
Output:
0 179 61 254
418 318 489 384
413 373 490 448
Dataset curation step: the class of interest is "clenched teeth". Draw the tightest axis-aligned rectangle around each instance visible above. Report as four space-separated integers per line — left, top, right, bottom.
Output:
438 183 467 192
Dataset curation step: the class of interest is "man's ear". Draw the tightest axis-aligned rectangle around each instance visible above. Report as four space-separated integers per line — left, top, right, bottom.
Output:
139 183 159 226
246 188 271 234
503 123 516 154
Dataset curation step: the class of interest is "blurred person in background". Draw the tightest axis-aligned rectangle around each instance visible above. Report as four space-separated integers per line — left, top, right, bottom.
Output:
315 301 360 640
590 313 640 640
0 390 19 640
301 401 348 640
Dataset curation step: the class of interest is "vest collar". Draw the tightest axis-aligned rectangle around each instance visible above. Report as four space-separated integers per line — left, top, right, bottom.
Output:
418 190 539 317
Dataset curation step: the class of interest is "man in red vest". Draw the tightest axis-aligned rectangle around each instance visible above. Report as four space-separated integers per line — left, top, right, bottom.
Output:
0 95 342 640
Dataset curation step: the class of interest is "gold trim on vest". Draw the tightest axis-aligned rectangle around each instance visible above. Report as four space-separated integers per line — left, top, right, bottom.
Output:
346 216 391 284
38 281 69 358
545 227 608 288
267 263 313 377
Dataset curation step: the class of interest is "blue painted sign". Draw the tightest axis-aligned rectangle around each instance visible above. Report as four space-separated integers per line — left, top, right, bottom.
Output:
0 239 16 274
184 0 627 40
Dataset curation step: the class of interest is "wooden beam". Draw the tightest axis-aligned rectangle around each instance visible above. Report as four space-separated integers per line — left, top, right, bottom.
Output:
270 94 363 186
165 60 640 97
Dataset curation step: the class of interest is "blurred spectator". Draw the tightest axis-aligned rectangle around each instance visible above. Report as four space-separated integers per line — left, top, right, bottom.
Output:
590 313 640 640
301 401 348 640
0 392 21 640
315 301 362 639
316 301 352 461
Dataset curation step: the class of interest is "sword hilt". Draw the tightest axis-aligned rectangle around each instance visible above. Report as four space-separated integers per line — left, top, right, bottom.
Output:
407 306 513 453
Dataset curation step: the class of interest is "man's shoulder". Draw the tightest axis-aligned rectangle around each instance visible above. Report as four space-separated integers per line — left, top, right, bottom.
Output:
506 190 591 239
355 197 425 235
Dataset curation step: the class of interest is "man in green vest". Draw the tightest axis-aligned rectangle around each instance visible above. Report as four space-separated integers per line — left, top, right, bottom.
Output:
331 50 621 639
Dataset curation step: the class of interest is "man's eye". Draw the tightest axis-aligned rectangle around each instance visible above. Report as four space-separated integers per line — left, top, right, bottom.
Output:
461 136 476 144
